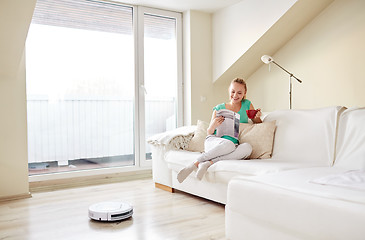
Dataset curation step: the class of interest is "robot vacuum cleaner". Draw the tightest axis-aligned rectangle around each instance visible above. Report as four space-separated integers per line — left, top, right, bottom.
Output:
88 201 133 222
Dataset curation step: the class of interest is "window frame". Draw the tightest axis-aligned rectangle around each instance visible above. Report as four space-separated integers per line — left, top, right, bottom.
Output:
136 6 183 167
28 2 183 182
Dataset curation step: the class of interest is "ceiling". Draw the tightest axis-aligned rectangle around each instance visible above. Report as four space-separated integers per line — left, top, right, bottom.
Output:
113 0 243 13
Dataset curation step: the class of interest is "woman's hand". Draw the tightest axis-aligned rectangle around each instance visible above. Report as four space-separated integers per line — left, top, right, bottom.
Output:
255 108 262 118
212 116 225 128
207 115 224 135
253 108 262 123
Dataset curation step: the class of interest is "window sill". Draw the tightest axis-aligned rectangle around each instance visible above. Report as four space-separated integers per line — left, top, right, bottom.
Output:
29 166 152 193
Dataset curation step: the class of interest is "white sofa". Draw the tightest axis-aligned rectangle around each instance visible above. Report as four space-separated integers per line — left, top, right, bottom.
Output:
149 106 343 203
149 106 365 239
226 107 365 240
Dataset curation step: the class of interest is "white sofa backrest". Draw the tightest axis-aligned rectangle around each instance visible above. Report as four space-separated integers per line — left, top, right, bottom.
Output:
264 106 345 165
334 107 365 170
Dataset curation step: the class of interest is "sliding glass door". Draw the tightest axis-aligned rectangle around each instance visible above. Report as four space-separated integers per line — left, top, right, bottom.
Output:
26 0 182 175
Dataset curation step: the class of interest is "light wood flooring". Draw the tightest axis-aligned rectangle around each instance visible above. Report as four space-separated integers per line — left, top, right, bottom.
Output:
0 178 226 240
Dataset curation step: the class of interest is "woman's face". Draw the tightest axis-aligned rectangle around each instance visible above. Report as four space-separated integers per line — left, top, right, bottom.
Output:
229 82 246 104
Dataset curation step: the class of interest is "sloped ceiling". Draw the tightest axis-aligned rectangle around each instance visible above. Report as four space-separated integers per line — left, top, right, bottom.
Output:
0 0 37 80
214 0 334 84
1 0 334 84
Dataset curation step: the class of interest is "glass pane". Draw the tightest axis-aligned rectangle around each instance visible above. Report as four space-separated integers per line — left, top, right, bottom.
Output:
144 14 178 160
26 4 135 175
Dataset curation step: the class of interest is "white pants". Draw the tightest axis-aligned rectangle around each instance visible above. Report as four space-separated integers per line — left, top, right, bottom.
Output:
197 135 252 163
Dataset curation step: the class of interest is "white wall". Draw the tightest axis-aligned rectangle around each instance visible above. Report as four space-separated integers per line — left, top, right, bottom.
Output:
0 0 36 200
247 0 365 111
0 0 36 79
0 53 30 199
212 0 297 82
184 11 229 124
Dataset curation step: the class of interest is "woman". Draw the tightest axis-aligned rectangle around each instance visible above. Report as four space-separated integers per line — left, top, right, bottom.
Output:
177 78 262 183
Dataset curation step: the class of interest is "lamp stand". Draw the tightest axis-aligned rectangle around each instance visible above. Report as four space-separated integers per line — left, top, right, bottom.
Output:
289 75 293 109
271 61 302 110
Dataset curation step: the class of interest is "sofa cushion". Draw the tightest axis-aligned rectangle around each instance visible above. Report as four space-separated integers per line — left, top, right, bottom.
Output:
211 160 327 184
238 121 276 159
227 167 365 240
165 150 325 184
165 150 201 171
310 170 365 191
230 167 365 204
334 107 365 170
264 106 344 165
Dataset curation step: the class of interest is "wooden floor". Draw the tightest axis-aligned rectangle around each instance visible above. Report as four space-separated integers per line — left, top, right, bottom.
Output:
0 178 226 240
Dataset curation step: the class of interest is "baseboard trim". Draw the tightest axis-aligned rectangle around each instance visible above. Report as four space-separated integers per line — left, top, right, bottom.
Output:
155 182 175 193
30 169 152 193
0 193 32 203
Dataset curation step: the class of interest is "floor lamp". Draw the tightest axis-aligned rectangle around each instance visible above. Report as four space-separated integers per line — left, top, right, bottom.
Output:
261 55 302 109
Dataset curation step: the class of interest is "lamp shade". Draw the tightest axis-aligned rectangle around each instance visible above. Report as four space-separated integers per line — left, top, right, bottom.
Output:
261 55 273 64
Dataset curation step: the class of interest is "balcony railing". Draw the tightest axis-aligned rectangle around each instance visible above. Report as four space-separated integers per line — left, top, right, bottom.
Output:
27 95 175 165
